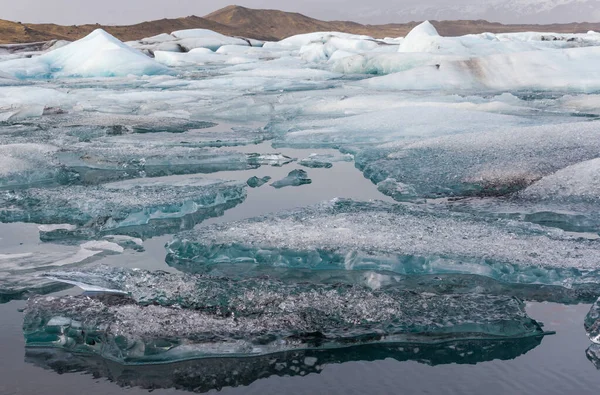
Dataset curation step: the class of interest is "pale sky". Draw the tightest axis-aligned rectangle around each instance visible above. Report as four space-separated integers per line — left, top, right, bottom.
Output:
3 0 600 25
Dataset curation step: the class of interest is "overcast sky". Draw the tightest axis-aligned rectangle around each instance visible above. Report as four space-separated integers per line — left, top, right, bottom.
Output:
3 0 600 25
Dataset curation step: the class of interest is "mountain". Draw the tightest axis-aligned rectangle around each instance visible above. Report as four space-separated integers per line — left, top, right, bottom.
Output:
2 5 600 45
204 5 406 40
339 0 600 25
0 16 242 45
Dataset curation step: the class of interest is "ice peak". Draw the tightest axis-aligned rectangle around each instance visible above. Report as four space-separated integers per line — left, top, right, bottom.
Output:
0 26 170 78
406 21 440 39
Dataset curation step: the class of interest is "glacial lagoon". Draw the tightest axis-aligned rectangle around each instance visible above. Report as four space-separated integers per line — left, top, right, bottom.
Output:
2 22 600 393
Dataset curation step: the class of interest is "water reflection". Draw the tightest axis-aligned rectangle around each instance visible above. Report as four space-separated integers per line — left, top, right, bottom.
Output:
26 336 544 394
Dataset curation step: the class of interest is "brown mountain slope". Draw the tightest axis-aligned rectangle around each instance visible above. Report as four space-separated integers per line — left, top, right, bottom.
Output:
205 5 407 39
206 5 600 39
2 5 600 44
0 16 244 44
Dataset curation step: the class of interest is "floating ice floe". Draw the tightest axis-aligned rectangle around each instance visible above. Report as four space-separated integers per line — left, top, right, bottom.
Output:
299 153 354 168
246 176 271 188
1 177 246 240
355 121 600 201
271 169 312 188
166 199 600 289
23 266 545 363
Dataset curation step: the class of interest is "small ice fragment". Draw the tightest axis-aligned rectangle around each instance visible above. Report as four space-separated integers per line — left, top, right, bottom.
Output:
271 170 312 189
247 176 271 188
585 298 600 344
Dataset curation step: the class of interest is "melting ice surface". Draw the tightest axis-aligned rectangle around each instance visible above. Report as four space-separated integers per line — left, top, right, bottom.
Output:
0 22 599 381
1 177 247 240
23 266 545 364
167 199 600 289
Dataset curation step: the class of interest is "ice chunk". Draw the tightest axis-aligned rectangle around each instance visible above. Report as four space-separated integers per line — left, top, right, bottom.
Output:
265 32 375 50
364 45 600 92
1 177 246 240
0 144 73 189
170 29 250 51
356 121 600 200
299 153 353 168
247 153 295 167
52 146 286 185
24 266 544 363
0 29 170 78
0 243 126 303
519 159 600 203
154 49 226 67
398 21 467 55
587 345 600 369
271 169 312 189
166 199 600 288
246 176 271 188
376 178 420 202
586 298 600 344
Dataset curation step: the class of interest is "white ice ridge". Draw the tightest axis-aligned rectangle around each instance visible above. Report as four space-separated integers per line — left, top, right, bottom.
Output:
326 21 600 91
0 29 170 78
128 29 257 54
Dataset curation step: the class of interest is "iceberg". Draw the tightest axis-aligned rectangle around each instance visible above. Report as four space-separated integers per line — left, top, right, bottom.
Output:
23 266 545 364
0 29 170 79
398 21 469 55
364 44 600 92
1 177 246 240
264 32 376 50
128 29 256 56
166 199 600 289
171 29 250 51
271 169 312 188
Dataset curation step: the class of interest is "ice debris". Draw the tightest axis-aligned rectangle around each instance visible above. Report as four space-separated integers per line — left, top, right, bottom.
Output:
299 153 353 168
23 266 544 363
586 298 600 344
271 169 312 189
247 176 271 188
0 242 128 303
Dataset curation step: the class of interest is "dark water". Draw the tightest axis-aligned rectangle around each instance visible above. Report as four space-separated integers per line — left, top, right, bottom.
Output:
1 145 599 394
1 301 598 394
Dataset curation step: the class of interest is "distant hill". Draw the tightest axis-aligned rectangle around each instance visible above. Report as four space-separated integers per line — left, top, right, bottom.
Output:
2 5 600 44
0 16 242 44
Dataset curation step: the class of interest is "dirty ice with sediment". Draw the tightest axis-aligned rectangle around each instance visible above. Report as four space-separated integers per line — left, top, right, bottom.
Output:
2 21 600 369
